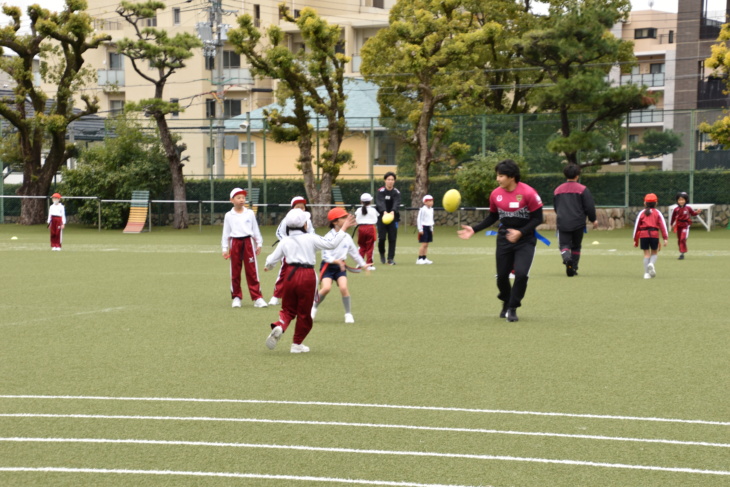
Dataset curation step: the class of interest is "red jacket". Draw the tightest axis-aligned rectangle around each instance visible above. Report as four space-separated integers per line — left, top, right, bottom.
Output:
633 208 668 245
670 205 700 228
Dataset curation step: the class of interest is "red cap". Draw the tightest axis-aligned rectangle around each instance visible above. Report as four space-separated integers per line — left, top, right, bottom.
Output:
229 188 247 199
327 207 349 221
644 193 658 203
290 196 307 207
52 193 62 199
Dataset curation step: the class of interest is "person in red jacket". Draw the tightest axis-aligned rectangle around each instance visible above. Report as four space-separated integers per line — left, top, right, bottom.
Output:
633 193 668 279
670 191 701 260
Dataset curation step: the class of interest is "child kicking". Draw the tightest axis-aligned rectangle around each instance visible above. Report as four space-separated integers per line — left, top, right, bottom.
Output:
311 208 367 324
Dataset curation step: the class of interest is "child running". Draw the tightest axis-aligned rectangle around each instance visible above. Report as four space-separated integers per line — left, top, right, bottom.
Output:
221 188 268 308
355 193 378 271
416 194 434 264
633 193 669 279
311 208 368 324
269 196 314 305
47 192 66 251
264 208 356 353
670 191 700 260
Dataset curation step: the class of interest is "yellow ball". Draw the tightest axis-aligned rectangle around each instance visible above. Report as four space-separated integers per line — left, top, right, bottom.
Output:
382 212 394 225
442 189 462 213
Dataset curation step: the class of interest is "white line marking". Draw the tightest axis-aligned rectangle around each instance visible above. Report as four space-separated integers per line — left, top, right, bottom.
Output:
0 395 727 426
2 413 728 449
1 438 728 476
1 308 127 327
0 467 477 486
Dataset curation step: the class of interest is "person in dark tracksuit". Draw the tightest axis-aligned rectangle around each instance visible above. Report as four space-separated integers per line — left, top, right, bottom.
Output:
375 172 401 265
457 160 543 323
553 164 598 277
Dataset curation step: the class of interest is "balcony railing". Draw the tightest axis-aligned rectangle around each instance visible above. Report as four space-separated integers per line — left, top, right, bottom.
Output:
213 68 253 85
628 109 664 124
97 69 125 87
621 72 664 88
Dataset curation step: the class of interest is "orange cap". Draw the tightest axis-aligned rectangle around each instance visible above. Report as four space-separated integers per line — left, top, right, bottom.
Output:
644 193 658 203
327 207 349 221
52 193 61 199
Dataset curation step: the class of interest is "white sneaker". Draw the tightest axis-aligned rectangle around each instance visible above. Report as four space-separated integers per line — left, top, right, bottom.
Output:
344 313 354 323
266 325 283 350
232 297 242 308
509 272 515 279
647 263 656 278
290 343 310 353
416 259 425 265
268 296 280 306
311 306 318 320
367 266 376 271
253 298 268 308
423 259 433 265
644 273 651 279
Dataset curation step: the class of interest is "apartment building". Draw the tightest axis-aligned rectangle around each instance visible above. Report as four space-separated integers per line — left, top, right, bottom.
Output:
38 1 393 179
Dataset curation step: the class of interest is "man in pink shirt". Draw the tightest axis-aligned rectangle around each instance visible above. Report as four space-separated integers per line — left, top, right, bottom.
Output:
458 160 544 322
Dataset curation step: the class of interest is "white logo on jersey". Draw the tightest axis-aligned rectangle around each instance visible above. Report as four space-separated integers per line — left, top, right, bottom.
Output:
496 195 503 202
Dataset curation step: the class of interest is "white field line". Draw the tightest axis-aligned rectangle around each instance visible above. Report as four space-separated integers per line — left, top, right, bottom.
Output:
0 467 478 487
0 307 127 327
1 437 729 476
1 395 727 426
1 413 728 449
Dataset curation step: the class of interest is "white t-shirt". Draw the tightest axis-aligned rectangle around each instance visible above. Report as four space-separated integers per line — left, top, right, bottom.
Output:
265 230 348 268
321 228 367 267
355 205 379 225
221 207 263 251
417 206 434 232
48 203 66 224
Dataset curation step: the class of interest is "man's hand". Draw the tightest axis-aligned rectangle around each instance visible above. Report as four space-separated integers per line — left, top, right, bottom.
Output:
506 229 522 243
457 225 474 240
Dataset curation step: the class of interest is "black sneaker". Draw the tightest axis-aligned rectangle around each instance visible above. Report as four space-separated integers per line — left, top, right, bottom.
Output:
565 259 575 277
506 308 519 322
387 260 396 265
380 254 386 264
678 253 685 260
499 304 509 318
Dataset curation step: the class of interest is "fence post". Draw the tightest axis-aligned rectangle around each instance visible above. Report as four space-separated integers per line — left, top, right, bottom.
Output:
199 200 203 232
97 197 102 231
689 109 696 202
148 201 152 232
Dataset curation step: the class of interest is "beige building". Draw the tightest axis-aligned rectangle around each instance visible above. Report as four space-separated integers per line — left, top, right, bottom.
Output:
36 0 392 179
609 9 678 171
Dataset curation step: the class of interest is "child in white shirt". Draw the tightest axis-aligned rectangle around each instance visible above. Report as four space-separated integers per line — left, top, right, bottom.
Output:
354 192 378 270
47 192 66 251
416 195 434 264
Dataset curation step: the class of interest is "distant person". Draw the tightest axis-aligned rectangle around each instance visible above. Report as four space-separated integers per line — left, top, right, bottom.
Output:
416 194 434 265
670 191 701 260
221 188 268 308
311 208 367 324
375 172 401 265
553 164 597 276
269 196 314 306
633 193 669 279
457 160 544 322
264 208 356 353
355 192 378 270
47 192 66 251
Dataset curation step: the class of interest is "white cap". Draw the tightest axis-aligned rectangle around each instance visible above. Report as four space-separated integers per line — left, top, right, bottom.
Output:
229 188 247 199
290 196 307 207
423 194 433 203
285 208 311 228
360 193 373 202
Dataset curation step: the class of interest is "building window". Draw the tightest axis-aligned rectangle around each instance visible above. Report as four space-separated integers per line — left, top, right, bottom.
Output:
206 99 216 118
335 41 345 55
109 52 123 70
206 99 242 119
205 55 215 70
668 30 674 43
110 100 124 116
170 98 179 117
649 63 665 74
240 141 256 167
173 8 181 25
145 16 157 27
373 0 384 7
223 51 241 69
628 134 638 145
253 4 261 27
294 9 301 18
634 28 657 39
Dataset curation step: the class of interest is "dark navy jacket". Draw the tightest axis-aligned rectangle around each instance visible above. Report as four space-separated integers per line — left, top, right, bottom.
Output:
553 181 596 232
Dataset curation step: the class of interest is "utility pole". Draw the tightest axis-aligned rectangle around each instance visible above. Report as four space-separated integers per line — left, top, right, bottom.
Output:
198 0 233 178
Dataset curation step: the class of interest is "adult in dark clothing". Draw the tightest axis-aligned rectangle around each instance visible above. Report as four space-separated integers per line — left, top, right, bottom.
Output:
553 164 597 277
375 172 401 265
457 160 543 322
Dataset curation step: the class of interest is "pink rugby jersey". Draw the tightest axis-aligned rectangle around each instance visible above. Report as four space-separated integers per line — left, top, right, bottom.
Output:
488 182 543 230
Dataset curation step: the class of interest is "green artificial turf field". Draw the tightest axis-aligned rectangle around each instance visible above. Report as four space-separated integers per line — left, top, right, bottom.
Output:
0 223 728 486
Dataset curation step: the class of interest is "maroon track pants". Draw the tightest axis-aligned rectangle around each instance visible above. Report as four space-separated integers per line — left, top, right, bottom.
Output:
357 225 376 265
676 225 690 253
49 216 63 249
276 266 317 345
228 237 263 301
